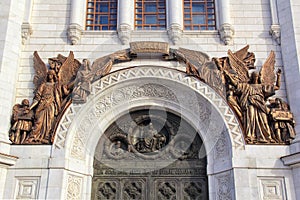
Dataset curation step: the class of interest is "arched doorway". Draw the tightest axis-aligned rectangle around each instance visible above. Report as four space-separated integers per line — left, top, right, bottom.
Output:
91 109 208 199
52 66 244 199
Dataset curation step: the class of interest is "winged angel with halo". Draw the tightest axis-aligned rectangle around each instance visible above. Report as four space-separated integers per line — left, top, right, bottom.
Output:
224 49 281 144
26 51 81 144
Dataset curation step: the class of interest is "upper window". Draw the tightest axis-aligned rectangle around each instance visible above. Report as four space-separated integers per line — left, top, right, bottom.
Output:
135 0 166 30
183 0 216 30
86 0 117 31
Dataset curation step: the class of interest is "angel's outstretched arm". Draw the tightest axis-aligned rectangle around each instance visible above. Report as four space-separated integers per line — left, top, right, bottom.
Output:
274 69 281 90
29 100 39 110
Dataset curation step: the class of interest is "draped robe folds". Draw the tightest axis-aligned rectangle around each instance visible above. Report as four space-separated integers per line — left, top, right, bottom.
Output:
236 83 275 141
32 82 61 141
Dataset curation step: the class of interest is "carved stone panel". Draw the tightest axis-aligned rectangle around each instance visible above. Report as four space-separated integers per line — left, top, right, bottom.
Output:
122 179 146 200
66 175 83 200
15 177 40 199
258 177 286 200
215 171 234 200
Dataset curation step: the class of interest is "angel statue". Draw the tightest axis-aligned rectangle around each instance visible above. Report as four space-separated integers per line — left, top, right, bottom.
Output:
26 51 81 144
71 50 131 104
224 50 281 144
72 59 92 103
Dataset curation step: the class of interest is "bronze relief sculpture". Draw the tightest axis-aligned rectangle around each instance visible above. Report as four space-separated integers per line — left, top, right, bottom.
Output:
224 51 281 143
9 42 296 145
9 51 81 144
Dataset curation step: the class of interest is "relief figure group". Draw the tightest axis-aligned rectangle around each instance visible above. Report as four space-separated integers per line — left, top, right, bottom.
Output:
9 43 296 145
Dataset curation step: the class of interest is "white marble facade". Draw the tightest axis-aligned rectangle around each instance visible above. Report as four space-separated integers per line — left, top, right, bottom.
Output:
0 0 300 199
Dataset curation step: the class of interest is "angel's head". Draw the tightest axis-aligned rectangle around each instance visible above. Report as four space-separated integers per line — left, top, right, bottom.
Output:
251 72 260 84
47 70 57 82
48 58 61 71
82 59 91 70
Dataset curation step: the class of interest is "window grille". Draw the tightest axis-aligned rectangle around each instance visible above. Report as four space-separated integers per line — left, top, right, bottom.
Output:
183 0 216 30
135 0 166 30
86 0 117 31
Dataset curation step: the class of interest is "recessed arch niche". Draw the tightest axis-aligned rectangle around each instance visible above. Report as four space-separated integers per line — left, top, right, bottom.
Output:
92 108 208 199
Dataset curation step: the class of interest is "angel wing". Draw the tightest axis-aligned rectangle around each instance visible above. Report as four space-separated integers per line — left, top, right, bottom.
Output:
58 51 81 86
233 45 256 69
33 51 48 89
234 45 249 61
259 51 276 85
174 48 210 69
91 49 131 82
91 55 113 82
57 54 67 65
227 49 250 83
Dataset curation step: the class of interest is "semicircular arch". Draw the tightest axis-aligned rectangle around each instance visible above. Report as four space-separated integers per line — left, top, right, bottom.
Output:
53 66 244 169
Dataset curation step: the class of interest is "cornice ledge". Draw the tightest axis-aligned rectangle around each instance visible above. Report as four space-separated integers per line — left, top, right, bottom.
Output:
281 152 300 167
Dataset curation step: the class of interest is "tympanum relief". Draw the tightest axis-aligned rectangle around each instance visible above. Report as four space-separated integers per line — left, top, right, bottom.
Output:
9 42 296 145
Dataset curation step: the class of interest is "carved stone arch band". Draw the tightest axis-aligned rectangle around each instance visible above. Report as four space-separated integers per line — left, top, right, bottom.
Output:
54 66 245 160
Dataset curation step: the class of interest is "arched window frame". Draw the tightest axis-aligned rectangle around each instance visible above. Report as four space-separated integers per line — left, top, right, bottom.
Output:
68 0 234 45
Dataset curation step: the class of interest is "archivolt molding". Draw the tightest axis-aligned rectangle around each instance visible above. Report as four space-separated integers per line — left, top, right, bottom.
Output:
54 66 244 154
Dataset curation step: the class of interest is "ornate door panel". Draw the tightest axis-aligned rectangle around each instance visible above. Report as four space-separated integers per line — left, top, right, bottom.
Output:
91 109 208 199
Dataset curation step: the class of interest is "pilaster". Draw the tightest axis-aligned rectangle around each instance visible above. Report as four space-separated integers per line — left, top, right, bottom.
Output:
117 0 134 45
218 0 234 45
21 0 34 44
167 0 183 45
269 0 281 44
68 0 85 45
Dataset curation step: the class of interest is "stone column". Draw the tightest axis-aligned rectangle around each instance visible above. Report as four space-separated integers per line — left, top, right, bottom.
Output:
218 0 234 45
118 0 134 45
68 0 85 45
167 0 183 45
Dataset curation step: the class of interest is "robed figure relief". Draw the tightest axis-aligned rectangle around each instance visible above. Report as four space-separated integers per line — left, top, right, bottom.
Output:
269 98 296 144
9 99 34 144
72 59 93 103
9 43 296 145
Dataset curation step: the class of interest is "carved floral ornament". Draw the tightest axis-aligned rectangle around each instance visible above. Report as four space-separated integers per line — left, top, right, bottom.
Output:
9 41 296 145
